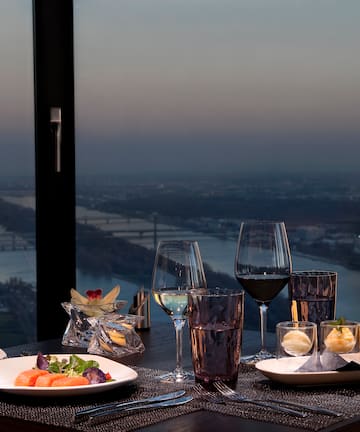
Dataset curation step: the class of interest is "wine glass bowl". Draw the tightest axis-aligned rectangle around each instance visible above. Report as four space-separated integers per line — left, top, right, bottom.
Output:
235 221 292 363
152 240 207 382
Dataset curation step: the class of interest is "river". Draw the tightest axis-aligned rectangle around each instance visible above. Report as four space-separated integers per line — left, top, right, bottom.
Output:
0 198 359 321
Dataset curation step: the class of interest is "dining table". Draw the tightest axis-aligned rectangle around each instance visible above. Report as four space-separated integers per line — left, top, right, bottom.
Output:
1 321 359 432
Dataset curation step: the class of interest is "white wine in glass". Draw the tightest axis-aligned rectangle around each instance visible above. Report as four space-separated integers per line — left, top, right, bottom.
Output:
152 240 207 382
235 221 292 363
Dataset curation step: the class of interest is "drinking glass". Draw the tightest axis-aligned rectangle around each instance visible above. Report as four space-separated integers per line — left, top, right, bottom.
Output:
235 221 292 363
288 271 337 325
152 240 207 382
188 288 244 389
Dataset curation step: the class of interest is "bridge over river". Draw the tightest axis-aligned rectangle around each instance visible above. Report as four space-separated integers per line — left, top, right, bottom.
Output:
0 214 203 252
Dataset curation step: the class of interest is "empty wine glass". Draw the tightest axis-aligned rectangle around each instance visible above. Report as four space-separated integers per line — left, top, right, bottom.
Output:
235 221 292 363
152 240 207 382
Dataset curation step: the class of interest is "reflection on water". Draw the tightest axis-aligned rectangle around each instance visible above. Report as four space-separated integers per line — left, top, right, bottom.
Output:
0 242 358 322
0 202 359 321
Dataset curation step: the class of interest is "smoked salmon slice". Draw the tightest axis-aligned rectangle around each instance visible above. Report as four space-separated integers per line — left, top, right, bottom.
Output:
51 376 90 387
35 373 66 387
14 369 50 386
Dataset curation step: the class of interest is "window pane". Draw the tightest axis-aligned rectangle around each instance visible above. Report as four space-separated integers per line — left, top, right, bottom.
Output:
74 1 360 325
0 2 36 346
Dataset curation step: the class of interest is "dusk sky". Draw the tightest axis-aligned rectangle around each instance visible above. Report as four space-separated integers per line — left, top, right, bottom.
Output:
1 1 360 176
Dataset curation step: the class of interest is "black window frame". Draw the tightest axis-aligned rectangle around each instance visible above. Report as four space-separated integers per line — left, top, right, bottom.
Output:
33 0 76 340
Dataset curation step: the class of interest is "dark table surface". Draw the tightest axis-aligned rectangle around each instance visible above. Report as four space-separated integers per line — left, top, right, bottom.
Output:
1 322 359 432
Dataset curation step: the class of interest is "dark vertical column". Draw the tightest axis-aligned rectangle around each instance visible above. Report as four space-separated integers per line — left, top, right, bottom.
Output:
33 0 76 340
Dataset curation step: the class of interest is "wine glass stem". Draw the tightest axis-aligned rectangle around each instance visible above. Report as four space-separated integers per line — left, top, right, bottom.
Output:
259 303 268 353
173 318 186 376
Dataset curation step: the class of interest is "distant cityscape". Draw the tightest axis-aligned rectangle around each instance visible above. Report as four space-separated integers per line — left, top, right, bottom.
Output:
76 172 360 270
1 172 360 346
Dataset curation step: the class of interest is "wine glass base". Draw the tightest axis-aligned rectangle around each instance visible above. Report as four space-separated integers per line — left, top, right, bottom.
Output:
155 370 194 384
241 350 275 365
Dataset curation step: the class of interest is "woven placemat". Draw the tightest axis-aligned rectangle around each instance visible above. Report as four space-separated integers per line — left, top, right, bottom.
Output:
205 364 360 431
0 365 359 432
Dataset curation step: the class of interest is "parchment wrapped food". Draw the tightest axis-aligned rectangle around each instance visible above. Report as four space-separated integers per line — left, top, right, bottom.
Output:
88 314 145 358
70 286 121 317
62 286 127 348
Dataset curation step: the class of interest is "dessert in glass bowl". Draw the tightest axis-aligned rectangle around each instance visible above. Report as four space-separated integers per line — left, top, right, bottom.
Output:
321 318 359 354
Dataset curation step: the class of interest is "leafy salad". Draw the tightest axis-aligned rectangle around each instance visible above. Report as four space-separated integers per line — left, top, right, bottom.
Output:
36 353 112 384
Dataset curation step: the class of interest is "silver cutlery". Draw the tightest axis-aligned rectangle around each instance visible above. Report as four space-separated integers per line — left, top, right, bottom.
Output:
265 398 342 417
192 383 226 404
75 390 186 420
214 382 306 417
88 395 193 420
213 380 341 417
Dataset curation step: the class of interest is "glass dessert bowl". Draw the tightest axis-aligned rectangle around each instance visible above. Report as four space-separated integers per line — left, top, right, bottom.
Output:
320 319 359 354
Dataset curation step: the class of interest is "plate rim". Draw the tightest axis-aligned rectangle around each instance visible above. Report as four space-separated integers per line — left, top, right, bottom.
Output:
0 353 138 396
255 352 360 385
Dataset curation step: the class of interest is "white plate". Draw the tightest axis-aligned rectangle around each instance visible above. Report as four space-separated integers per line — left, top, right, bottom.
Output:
256 352 360 386
0 354 138 396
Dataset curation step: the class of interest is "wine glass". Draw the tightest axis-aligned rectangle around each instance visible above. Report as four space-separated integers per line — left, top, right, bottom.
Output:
235 221 292 363
152 240 207 383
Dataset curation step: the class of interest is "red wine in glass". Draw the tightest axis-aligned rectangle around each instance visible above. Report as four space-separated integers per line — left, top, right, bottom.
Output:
235 221 292 363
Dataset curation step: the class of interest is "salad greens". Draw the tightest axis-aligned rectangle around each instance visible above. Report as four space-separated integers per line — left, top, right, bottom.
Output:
36 353 109 383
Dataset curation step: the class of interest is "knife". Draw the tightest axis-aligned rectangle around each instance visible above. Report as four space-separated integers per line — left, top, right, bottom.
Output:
88 395 193 420
75 390 186 419
267 399 342 417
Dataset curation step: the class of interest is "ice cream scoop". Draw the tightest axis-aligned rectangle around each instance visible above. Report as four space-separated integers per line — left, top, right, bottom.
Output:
324 327 356 353
281 329 313 356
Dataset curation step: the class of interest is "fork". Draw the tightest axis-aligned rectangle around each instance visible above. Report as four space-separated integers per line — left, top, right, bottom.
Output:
214 382 306 417
192 383 226 404
214 381 341 417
